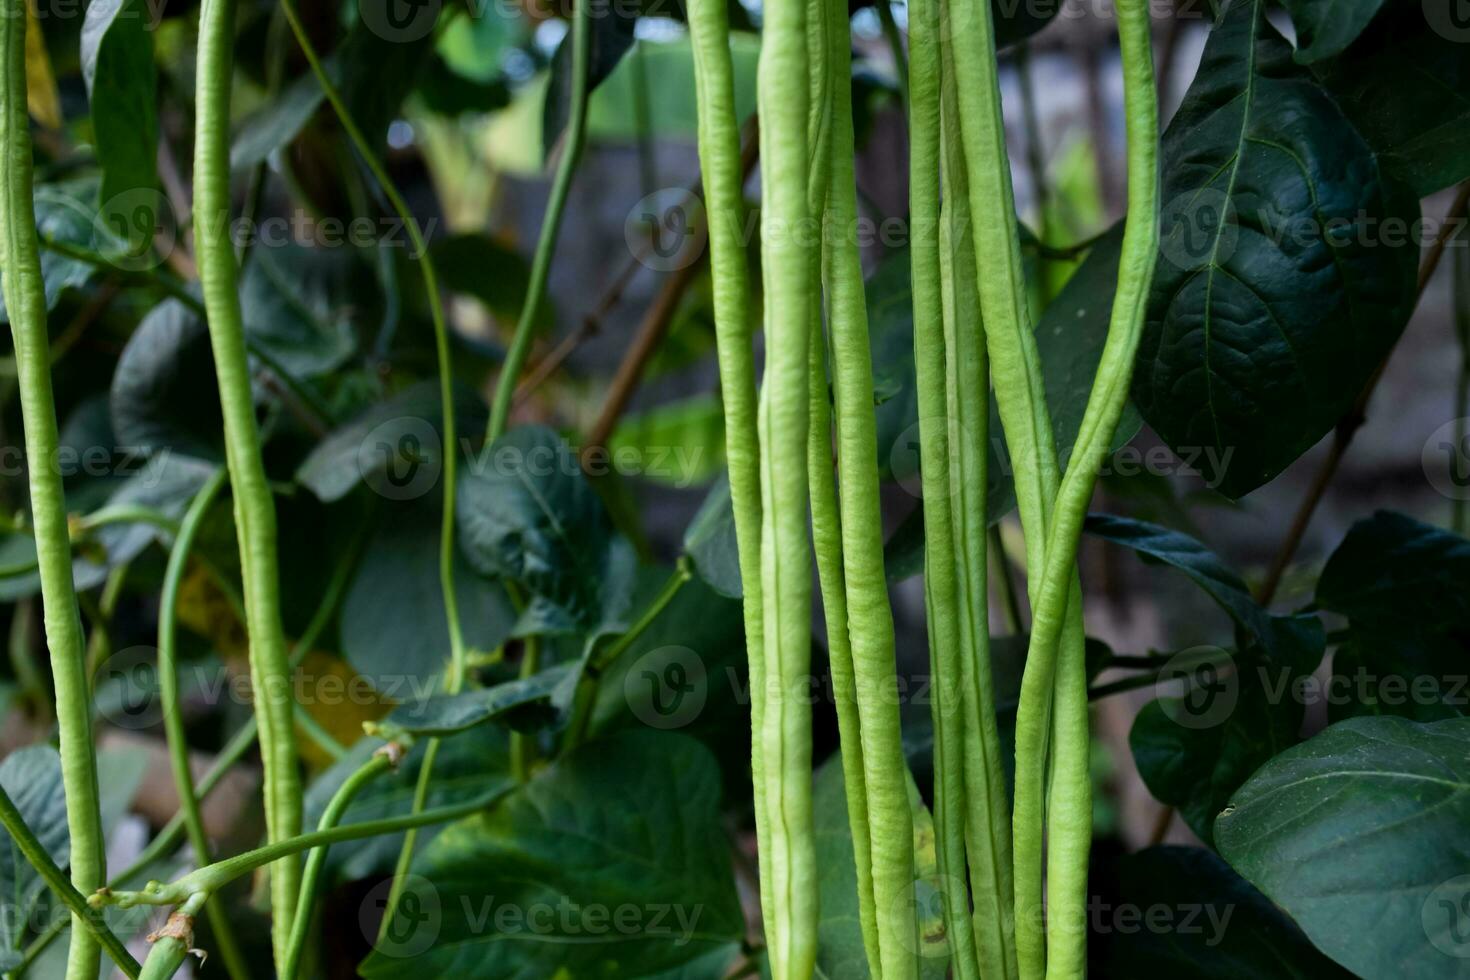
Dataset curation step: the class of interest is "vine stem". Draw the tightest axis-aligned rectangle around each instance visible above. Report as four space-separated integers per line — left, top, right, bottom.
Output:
0 3 107 975
92 783 515 911
157 468 251 980
273 0 472 936
0 784 140 978
487 0 593 442
195 0 304 964
1257 179 1470 605
282 748 398 977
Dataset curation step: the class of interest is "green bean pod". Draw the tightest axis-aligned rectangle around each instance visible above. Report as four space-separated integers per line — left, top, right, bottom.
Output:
938 17 1016 975
820 1 921 974
194 0 303 965
0 6 106 977
755 0 819 968
905 0 982 975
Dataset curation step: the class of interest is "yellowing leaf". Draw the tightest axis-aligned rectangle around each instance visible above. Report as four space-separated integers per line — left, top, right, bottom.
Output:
23 0 61 129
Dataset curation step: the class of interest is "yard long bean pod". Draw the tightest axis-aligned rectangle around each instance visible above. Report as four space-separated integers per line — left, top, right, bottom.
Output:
1019 4 1158 974
0 4 107 976
819 2 919 976
755 0 819 966
905 0 983 975
800 0 885 972
685 0 776 943
486 0 591 442
938 17 1016 975
194 0 303 965
157 468 250 980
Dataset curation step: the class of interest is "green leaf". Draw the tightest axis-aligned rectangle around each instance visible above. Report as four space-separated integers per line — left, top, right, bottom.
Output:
230 68 326 172
0 183 121 324
358 730 743 978
683 476 741 599
110 300 225 462
586 36 759 142
431 233 551 332
304 724 514 884
542 4 638 159
294 379 488 503
239 241 360 378
1216 715 1470 979
80 0 159 255
1134 0 1420 499
341 500 516 687
609 394 726 488
1312 5 1470 197
812 754 949 978
1092 846 1353 977
457 426 636 636
1129 666 1302 846
0 746 68 954
1085 513 1324 672
1281 0 1388 62
377 663 579 738
1316 511 1470 721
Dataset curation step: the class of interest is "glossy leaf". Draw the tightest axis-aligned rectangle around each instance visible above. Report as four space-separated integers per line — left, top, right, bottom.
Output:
358 730 743 977
1312 4 1470 197
1281 0 1388 62
80 0 159 254
1091 846 1353 977
0 747 68 955
1134 0 1420 498
1216 715 1470 978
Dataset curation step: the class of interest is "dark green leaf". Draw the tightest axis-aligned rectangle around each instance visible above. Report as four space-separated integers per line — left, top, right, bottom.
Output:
1134 0 1420 498
0 747 68 954
295 379 487 503
110 301 225 462
542 7 638 158
377 663 579 738
0 183 122 324
456 426 635 636
358 730 743 978
1216 715 1470 979
1312 4 1470 197
304 725 514 884
431 233 550 332
1281 0 1388 62
80 0 159 254
1085 513 1324 672
683 475 741 599
341 500 516 688
230 68 326 172
1091 846 1353 977
239 241 360 379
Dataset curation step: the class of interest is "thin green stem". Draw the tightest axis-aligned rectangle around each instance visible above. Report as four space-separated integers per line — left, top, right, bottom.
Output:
486 0 593 442
510 635 542 782
0 4 106 974
282 750 396 978
157 468 251 980
274 0 471 935
873 0 909 113
94 784 514 911
134 892 207 980
0 785 140 978
195 0 304 965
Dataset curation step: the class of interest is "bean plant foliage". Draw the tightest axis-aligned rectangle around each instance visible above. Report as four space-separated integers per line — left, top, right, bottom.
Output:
0 0 1463 977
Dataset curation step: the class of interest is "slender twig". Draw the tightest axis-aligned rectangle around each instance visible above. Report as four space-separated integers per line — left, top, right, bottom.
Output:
0 784 141 978
157 469 252 980
487 0 594 442
282 747 398 977
1259 181 1470 604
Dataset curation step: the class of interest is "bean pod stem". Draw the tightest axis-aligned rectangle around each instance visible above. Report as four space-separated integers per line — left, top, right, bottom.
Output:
0 4 107 976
